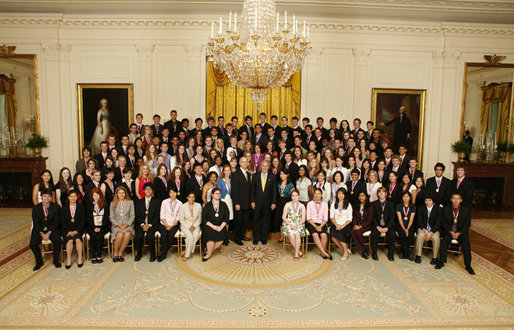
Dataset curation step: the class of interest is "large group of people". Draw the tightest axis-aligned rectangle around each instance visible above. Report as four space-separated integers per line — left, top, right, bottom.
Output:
30 110 476 275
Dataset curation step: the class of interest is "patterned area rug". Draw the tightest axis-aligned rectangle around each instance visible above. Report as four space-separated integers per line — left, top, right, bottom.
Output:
0 240 512 328
470 219 514 249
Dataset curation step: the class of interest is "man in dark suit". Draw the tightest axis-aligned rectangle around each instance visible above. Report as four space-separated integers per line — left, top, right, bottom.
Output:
134 182 161 262
239 115 254 140
382 105 412 152
164 110 180 137
85 170 102 202
94 141 110 169
436 193 475 275
346 169 367 207
280 116 293 139
463 130 473 161
302 125 314 150
250 160 277 245
414 194 442 264
186 163 206 204
258 112 272 137
425 162 451 208
189 118 204 138
216 116 226 136
252 124 267 149
283 151 299 184
370 187 396 261
151 114 164 137
451 165 474 209
231 156 252 245
29 188 62 270
398 145 411 172
405 158 424 182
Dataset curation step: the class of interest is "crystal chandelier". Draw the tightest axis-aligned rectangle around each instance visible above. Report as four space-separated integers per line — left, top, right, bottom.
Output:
207 0 311 108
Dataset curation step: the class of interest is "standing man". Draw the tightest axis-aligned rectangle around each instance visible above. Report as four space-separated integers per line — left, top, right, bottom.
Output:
382 105 412 152
134 182 160 262
135 113 144 136
151 114 164 137
232 156 252 245
436 193 475 275
30 188 62 270
186 164 206 204
426 163 451 208
164 109 180 137
250 160 277 245
451 165 474 209
239 115 254 139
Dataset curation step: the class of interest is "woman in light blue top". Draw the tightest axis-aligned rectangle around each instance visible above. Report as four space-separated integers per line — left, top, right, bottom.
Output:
217 165 234 221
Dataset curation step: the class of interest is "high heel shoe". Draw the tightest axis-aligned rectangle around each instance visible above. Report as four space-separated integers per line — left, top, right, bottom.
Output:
77 263 83 268
65 264 71 269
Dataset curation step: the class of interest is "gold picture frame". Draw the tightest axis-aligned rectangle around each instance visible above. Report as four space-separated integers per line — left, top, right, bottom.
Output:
77 83 134 155
371 88 426 168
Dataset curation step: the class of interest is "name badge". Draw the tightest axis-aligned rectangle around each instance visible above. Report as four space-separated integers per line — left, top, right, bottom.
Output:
94 215 103 226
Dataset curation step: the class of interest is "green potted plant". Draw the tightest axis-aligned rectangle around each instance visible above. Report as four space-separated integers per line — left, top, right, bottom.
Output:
451 140 472 162
26 134 48 157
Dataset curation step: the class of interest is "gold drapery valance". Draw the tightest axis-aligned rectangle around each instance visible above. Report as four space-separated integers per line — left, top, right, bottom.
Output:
206 61 301 121
0 74 17 135
480 82 512 142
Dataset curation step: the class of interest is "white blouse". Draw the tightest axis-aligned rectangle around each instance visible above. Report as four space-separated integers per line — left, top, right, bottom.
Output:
160 198 183 226
296 177 312 203
330 201 353 225
366 182 383 202
312 180 331 203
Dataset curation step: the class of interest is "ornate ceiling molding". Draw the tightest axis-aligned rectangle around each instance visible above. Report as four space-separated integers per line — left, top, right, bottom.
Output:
0 16 513 36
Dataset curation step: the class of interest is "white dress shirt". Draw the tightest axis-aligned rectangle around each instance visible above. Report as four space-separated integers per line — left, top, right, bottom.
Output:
160 198 183 226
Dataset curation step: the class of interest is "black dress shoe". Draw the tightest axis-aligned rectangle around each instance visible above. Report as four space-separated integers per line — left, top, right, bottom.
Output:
65 264 71 269
388 256 394 261
91 259 97 264
327 254 333 260
119 257 124 262
134 255 141 262
149 256 156 262
157 256 163 262
415 256 421 264
465 266 475 275
235 241 243 246
242 237 252 241
435 262 444 269
77 263 83 268
372 254 379 261
253 241 259 245
33 263 43 271
321 254 328 260
430 258 438 265
113 257 118 262
261 241 267 245
408 255 414 261
97 259 103 264
202 257 208 262
54 262 62 268
361 251 369 259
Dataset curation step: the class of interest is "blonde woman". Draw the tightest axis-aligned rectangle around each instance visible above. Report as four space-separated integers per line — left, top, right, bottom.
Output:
110 186 135 262
144 144 157 170
135 164 153 200
366 170 382 202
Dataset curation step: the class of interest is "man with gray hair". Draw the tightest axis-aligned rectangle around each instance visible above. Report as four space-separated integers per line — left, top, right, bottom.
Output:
250 160 277 245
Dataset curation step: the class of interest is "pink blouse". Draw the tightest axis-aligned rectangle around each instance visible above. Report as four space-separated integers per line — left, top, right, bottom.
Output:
306 200 329 224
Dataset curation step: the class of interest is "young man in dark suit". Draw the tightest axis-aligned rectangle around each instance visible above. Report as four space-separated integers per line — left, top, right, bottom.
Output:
451 165 474 209
94 141 110 169
239 115 254 140
346 169 366 207
414 194 442 264
30 188 62 270
186 163 206 205
436 193 475 275
283 151 299 184
405 158 424 182
425 162 451 208
134 182 161 262
258 112 272 137
164 109 180 137
231 156 252 245
151 114 164 137
370 187 396 261
250 160 277 245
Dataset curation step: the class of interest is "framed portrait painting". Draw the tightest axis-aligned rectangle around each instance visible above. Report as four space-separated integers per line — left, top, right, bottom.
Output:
371 88 426 166
77 84 133 155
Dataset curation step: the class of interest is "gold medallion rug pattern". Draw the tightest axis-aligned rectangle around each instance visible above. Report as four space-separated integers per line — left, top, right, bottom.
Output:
0 241 512 328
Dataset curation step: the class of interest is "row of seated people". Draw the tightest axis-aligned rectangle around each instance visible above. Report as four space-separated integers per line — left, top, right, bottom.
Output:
30 158 475 275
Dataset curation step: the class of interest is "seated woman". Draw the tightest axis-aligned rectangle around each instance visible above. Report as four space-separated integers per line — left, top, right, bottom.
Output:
306 188 332 259
201 188 229 262
281 189 306 261
396 191 416 261
158 186 182 262
178 191 202 262
110 186 135 262
87 187 110 264
330 188 353 261
60 190 86 269
351 191 373 259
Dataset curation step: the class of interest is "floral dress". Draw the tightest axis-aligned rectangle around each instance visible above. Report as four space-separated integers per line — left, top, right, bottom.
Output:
282 202 306 236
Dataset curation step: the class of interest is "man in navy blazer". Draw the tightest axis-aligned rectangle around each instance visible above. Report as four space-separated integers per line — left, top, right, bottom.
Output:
250 160 277 245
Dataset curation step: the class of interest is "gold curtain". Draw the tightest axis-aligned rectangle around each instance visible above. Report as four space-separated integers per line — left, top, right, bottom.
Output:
0 74 17 136
206 61 301 121
480 82 512 142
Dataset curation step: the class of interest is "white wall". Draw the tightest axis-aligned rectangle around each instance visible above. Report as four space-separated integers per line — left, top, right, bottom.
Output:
1 13 514 178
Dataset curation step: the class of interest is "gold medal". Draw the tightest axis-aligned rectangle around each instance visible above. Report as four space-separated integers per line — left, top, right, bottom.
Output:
71 218 75 223
215 213 219 217
280 194 284 197
436 188 439 193
350 191 353 195
381 213 384 218
403 216 407 221
44 217 47 221
453 218 458 223
145 210 149 214
177 192 181 196
171 213 175 217
388 194 392 199
120 213 124 217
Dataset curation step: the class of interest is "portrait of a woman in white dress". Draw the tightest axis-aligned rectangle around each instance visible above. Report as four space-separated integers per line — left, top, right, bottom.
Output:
90 98 112 155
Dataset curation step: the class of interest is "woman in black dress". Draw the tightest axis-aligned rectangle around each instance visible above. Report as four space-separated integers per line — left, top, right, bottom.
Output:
396 191 416 261
87 187 110 263
61 190 86 269
169 166 187 203
154 164 170 201
201 188 229 261
100 168 116 206
413 176 426 208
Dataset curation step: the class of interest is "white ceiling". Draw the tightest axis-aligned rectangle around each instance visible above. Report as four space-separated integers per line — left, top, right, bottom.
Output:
1 0 514 24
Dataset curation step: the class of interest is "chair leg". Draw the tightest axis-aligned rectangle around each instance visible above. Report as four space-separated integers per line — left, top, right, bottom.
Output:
282 236 286 254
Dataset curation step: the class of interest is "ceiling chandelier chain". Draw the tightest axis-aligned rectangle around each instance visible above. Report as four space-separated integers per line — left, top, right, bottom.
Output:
207 0 311 109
